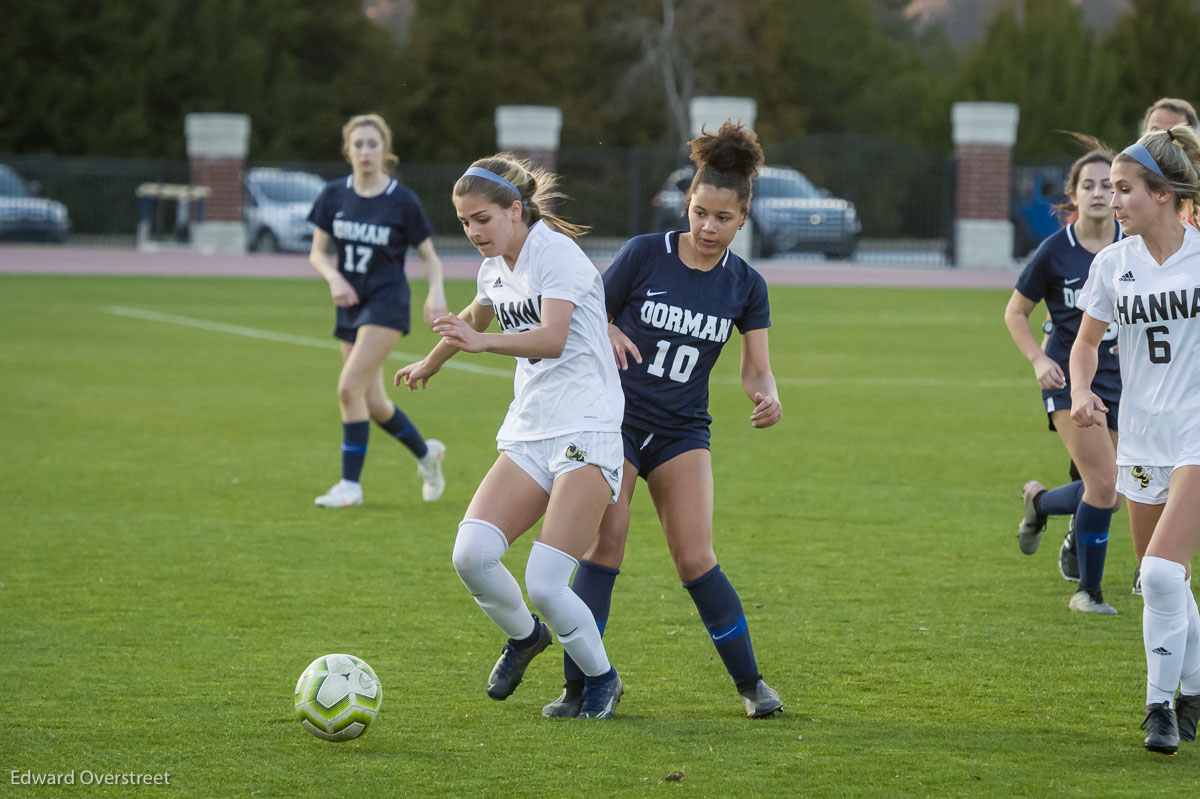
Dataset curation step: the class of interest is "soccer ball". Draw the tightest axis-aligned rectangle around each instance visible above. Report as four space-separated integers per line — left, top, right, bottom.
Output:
294 654 382 742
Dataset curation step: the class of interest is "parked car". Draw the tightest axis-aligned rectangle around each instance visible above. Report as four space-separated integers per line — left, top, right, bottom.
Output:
651 165 860 259
244 168 325 253
0 164 70 243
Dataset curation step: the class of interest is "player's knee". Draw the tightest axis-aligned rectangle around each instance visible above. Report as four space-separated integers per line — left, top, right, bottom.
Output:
673 549 717 583
336 379 360 408
1141 556 1187 596
452 519 506 588
524 542 576 622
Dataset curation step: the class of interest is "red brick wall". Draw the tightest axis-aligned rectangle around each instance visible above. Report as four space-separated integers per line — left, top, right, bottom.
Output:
955 144 1011 220
190 157 244 222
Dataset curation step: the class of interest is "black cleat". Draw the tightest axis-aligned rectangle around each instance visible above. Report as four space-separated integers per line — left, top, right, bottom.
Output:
486 618 552 700
541 680 584 718
1143 701 1180 754
1177 694 1200 742
1017 480 1047 554
578 671 623 719
1058 518 1080 582
739 679 783 718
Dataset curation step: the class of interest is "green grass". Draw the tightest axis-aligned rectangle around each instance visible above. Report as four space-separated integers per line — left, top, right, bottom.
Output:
1 273 1197 797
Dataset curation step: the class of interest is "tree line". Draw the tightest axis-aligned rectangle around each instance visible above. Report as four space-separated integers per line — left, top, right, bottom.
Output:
3 0 1199 162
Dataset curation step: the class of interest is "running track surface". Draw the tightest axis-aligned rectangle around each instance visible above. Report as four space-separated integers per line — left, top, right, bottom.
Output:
0 246 1021 289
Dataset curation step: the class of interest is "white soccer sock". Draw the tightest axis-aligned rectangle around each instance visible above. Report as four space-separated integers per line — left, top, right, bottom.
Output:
525 541 611 677
1180 577 1200 697
452 520 535 640
1142 556 1189 705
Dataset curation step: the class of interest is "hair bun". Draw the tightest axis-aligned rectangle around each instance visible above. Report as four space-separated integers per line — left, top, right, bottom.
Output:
689 121 764 178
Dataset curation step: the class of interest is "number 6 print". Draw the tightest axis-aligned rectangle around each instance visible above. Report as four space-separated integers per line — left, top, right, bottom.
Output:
646 340 699 383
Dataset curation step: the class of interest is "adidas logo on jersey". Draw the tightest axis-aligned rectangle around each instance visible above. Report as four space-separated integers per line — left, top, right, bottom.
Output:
1119 271 1135 282
493 277 503 288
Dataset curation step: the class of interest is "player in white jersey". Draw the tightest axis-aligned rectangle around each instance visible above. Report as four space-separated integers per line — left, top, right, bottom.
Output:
395 154 625 718
1072 124 1200 754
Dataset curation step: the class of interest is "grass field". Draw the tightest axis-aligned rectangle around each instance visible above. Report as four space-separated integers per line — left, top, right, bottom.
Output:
2 271 1197 797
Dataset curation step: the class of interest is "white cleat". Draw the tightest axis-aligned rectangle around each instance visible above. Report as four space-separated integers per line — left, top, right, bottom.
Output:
314 479 363 508
418 439 446 502
1068 588 1117 615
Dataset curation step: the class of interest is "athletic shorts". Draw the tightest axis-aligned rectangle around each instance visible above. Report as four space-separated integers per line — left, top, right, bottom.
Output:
334 283 411 342
1118 462 1200 505
623 424 710 479
499 431 623 502
1043 388 1118 433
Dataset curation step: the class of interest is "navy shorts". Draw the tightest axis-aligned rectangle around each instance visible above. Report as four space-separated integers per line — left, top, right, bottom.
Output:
1041 386 1119 432
623 424 709 479
333 283 411 342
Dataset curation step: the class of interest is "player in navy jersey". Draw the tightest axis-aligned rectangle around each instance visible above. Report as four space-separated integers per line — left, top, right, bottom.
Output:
307 114 448 509
1004 142 1123 614
541 121 784 720
1071 124 1200 754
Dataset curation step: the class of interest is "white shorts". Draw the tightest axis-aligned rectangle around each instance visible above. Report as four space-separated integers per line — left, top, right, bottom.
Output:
498 431 624 503
1119 465 1171 505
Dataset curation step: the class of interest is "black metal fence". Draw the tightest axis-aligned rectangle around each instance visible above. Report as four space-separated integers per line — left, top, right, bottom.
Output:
2 134 954 261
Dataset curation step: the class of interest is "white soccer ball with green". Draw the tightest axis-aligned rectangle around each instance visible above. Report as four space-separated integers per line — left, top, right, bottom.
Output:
294 654 382 742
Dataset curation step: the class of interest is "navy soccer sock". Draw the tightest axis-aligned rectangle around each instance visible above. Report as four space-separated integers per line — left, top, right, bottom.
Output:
378 405 428 458
1036 480 1084 517
1074 501 1113 592
341 421 370 483
684 564 760 690
564 560 620 683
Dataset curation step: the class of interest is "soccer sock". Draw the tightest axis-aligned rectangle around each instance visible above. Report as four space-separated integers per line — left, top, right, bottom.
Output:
563 560 619 683
525 542 612 677
1142 556 1189 705
1073 501 1112 592
340 421 370 483
451 520 536 640
684 564 760 689
1036 481 1084 516
378 405 428 458
1180 578 1200 696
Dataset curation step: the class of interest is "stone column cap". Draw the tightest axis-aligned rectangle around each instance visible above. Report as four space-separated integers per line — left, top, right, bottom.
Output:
495 106 563 151
951 102 1019 147
690 96 757 137
185 113 251 159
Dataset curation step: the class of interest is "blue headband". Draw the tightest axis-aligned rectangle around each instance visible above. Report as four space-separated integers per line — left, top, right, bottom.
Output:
462 166 526 205
1121 142 1166 179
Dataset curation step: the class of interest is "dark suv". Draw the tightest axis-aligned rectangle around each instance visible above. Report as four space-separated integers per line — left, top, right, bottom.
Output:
651 165 860 259
0 164 70 243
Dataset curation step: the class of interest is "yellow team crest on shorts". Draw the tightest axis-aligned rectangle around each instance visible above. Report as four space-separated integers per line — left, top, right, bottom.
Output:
1131 466 1152 489
565 443 586 462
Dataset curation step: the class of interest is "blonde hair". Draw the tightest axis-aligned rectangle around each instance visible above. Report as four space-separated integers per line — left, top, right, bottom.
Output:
341 114 399 175
1115 124 1200 224
452 153 588 239
1141 98 1198 133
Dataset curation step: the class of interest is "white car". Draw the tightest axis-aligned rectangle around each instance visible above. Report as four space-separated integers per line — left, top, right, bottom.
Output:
244 168 324 253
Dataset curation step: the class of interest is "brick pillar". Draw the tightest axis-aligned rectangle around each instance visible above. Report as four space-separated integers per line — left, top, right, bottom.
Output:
185 113 250 254
952 102 1019 268
495 105 562 172
689 96 757 261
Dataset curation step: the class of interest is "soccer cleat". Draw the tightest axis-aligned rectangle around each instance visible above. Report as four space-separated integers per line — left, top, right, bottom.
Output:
541 680 584 718
578 671 623 719
1058 520 1080 582
1176 694 1200 742
1133 566 1143 596
1068 588 1117 615
314 479 362 508
1143 701 1180 754
739 679 784 718
1017 480 1047 554
417 439 446 502
486 618 551 700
